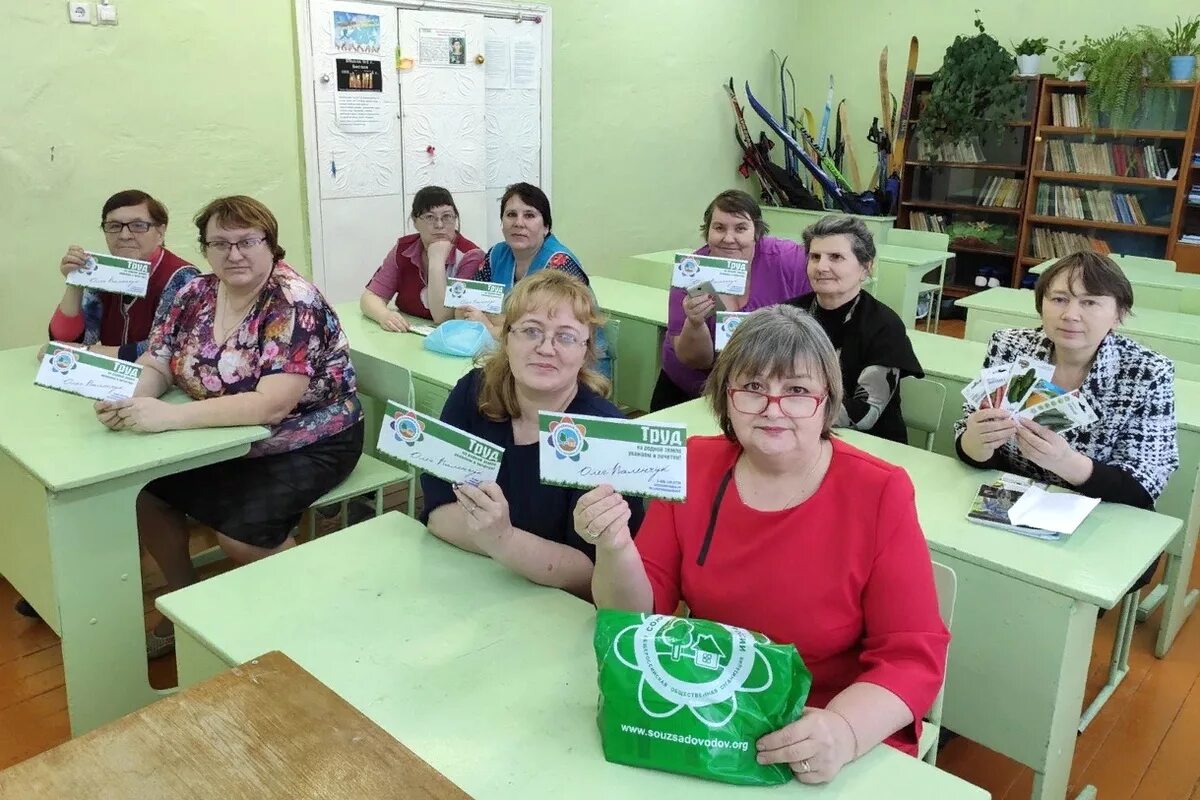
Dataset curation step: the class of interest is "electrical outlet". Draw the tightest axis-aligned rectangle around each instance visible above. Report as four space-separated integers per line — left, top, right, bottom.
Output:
67 1 93 24
97 2 117 23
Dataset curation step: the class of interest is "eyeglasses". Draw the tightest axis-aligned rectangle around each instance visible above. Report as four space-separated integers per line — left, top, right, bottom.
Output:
417 213 458 227
510 325 588 349
101 220 155 234
203 236 267 256
727 387 826 418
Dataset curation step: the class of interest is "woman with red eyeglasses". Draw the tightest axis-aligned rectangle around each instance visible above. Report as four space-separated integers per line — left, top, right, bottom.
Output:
575 305 947 785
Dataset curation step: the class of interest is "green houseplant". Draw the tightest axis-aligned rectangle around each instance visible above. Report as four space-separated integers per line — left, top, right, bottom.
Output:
1050 35 1111 80
1152 16 1200 81
918 12 1025 151
1013 37 1049 76
1084 27 1167 129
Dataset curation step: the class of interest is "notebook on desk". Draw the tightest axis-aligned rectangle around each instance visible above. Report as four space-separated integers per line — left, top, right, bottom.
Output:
967 473 1100 541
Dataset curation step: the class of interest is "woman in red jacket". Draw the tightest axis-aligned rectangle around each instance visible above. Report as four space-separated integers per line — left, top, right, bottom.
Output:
576 305 949 784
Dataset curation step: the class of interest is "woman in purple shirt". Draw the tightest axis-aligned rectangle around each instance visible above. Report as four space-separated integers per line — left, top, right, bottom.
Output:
650 190 812 410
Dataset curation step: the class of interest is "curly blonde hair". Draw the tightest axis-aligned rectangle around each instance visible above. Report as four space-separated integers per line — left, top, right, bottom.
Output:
477 270 610 421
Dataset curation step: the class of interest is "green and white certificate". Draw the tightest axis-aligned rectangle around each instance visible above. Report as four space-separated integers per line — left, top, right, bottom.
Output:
377 401 503 485
714 311 749 351
670 252 748 295
34 344 142 401
443 278 505 314
538 412 686 500
65 252 151 297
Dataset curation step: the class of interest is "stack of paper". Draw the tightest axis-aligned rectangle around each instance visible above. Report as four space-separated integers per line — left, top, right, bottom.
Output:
967 473 1100 540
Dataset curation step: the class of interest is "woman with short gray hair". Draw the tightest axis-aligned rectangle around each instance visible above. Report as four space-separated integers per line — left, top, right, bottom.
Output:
574 304 949 783
786 215 922 443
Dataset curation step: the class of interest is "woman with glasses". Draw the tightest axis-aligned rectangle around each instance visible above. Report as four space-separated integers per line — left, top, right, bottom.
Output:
47 189 200 360
360 186 485 331
577 306 948 783
785 215 922 443
93 195 363 658
422 270 643 598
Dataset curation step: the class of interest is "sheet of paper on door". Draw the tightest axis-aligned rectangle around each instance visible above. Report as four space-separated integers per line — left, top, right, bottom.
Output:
484 38 510 88
419 28 467 67
511 39 539 88
334 58 385 133
332 10 381 54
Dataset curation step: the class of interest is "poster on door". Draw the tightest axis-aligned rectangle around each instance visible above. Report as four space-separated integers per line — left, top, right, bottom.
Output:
334 58 385 133
332 10 381 54
419 28 467 67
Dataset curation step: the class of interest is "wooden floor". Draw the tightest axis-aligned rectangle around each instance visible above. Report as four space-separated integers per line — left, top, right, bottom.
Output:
4 317 1200 799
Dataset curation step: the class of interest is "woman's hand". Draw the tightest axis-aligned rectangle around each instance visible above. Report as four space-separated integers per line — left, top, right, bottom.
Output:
961 408 1018 461
457 306 489 324
756 707 857 784
93 397 179 433
1015 417 1093 484
378 311 410 333
59 245 89 278
453 481 513 546
573 485 634 551
681 292 717 327
426 238 454 267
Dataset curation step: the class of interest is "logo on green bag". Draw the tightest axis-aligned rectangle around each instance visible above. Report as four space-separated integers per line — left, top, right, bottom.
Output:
613 615 773 728
389 410 425 445
546 416 588 461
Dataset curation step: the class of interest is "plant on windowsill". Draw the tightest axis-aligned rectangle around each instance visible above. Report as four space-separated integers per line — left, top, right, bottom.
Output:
918 10 1025 152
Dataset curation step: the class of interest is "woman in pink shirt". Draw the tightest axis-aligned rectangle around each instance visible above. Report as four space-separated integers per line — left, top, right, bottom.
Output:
360 186 485 331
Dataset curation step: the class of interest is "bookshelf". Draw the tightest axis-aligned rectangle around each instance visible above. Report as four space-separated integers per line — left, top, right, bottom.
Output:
1169 87 1200 274
897 76 1042 297
1018 79 1200 279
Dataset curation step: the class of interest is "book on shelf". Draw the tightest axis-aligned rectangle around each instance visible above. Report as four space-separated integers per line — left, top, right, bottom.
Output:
1048 92 1089 128
1181 234 1200 244
916 136 985 163
909 211 949 233
1034 184 1147 224
1030 227 1113 259
1041 140 1174 178
978 177 1025 208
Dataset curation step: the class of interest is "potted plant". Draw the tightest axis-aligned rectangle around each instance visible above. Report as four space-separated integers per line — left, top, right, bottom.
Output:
1051 35 1109 80
1013 37 1049 76
919 12 1025 151
1154 16 1200 81
1085 26 1165 128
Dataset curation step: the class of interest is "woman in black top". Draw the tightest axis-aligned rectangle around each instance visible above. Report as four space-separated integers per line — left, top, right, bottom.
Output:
421 270 644 599
786 215 922 443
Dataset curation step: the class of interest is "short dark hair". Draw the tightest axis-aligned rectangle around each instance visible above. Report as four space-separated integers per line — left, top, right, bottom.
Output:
500 183 552 231
411 186 459 220
1034 251 1134 318
700 189 769 240
802 215 876 268
194 195 286 262
101 190 168 227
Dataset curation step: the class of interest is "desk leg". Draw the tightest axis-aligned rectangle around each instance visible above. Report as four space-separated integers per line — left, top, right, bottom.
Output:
175 627 233 689
49 482 166 735
1150 533 1200 658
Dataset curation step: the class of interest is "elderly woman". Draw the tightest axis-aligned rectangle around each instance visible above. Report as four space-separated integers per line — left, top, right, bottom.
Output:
47 189 200 361
651 189 812 410
578 305 948 783
956 251 1178 555
360 185 485 331
786 215 922 443
422 270 644 598
94 195 364 657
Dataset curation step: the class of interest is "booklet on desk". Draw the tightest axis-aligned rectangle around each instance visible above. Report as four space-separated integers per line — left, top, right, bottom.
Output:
967 473 1101 540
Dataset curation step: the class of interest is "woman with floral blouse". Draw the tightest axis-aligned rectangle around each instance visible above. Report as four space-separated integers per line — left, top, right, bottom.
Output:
94 195 363 658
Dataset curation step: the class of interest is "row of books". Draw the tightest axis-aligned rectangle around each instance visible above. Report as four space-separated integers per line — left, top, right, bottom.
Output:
1034 184 1148 225
1041 140 1176 179
1189 184 1200 205
1181 234 1200 244
915 136 985 163
908 211 949 233
1028 227 1112 259
978 177 1024 208
1048 92 1089 128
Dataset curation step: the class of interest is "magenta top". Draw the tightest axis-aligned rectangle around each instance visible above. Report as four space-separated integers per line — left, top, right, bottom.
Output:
660 236 811 397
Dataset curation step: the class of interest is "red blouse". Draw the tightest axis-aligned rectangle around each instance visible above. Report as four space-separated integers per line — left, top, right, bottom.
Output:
364 232 484 319
635 435 950 756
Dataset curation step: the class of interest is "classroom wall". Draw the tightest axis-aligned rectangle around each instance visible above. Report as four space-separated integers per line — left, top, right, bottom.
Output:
788 0 1191 194
2 0 801 350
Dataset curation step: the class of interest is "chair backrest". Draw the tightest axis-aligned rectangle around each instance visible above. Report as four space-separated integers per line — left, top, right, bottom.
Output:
887 228 950 252
1179 288 1200 317
360 365 414 459
900 377 946 452
922 561 958 763
603 317 620 400
1173 358 1200 382
1116 255 1176 271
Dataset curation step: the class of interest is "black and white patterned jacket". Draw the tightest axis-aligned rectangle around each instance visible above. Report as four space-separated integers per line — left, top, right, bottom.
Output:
954 327 1179 501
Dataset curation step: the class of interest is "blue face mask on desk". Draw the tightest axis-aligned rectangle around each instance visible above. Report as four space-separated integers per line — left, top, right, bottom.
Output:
423 320 495 358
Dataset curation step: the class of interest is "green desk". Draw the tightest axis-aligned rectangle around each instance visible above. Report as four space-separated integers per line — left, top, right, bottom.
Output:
596 250 676 289
872 244 954 329
0 346 268 735
1030 259 1200 314
644 400 1177 800
761 206 897 243
159 513 987 800
910 329 1200 660
589 276 669 412
955 287 1200 366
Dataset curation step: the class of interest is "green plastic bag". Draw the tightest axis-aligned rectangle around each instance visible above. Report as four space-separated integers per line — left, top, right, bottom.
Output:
593 610 812 785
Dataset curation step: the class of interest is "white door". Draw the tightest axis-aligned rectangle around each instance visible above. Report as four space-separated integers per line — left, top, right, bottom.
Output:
308 0 404 305
397 9 488 249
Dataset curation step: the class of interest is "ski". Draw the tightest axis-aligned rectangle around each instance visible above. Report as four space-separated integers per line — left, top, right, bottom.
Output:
817 74 834 153
879 47 891 138
725 78 787 206
889 37 919 176
839 101 862 191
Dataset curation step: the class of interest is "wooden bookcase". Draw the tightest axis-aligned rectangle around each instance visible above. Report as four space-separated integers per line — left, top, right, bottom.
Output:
1169 88 1200 274
1018 79 1200 279
897 76 1042 297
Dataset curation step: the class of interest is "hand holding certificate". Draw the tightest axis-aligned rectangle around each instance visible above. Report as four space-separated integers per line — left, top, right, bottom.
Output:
671 253 748 295
539 412 686 500
35 344 141 402
443 279 505 314
376 401 503 485
64 252 151 297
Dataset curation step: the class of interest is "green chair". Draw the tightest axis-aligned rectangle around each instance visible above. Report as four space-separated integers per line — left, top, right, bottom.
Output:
918 562 957 766
1115 255 1176 271
901 377 947 452
886 228 950 332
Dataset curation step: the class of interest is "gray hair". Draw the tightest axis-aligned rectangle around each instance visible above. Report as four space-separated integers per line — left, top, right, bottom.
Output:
802 214 876 270
704 305 843 440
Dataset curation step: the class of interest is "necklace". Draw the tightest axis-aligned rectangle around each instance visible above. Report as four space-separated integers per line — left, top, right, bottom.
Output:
215 286 259 342
738 439 828 511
